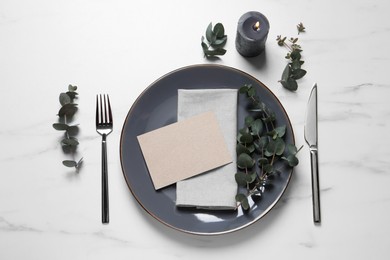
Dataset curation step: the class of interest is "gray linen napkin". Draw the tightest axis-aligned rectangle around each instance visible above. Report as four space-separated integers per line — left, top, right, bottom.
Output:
176 89 238 209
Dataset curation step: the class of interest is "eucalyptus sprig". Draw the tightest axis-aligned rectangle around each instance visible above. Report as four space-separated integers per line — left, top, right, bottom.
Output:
53 85 83 170
276 23 307 91
201 22 227 58
235 84 302 210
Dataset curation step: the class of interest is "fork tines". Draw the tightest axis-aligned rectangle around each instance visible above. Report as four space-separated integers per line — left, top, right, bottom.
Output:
96 94 113 130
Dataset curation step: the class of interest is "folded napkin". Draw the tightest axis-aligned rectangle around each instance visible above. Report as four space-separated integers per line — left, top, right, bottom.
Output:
176 89 238 209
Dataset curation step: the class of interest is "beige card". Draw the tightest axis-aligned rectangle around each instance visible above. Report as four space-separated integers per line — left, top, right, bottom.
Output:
137 111 233 190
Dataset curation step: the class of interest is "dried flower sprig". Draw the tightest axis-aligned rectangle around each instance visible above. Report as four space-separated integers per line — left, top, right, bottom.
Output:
276 23 307 91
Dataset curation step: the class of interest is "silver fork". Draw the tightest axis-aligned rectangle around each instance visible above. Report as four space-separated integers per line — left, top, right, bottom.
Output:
96 94 113 224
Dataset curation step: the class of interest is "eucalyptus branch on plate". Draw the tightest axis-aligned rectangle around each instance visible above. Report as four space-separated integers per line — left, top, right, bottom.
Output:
52 85 83 170
276 22 307 91
235 84 302 210
201 22 227 58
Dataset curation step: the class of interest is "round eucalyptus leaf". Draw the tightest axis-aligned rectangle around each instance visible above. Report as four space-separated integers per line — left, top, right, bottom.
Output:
286 143 298 155
274 138 286 156
59 93 71 106
245 115 254 126
239 85 249 94
258 157 269 166
239 132 253 144
247 144 255 153
68 84 77 92
237 153 254 169
62 160 77 167
250 119 263 136
235 193 249 210
274 125 286 138
286 154 299 167
58 103 78 117
236 143 250 156
66 91 78 100
52 123 69 131
235 172 248 186
246 171 257 184
61 137 79 147
264 163 274 174
290 50 301 60
247 87 256 97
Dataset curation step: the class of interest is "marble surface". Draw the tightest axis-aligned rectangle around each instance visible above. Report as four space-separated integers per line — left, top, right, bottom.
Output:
1 0 390 259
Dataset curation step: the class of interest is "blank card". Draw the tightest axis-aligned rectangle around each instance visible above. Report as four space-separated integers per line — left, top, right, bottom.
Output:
137 111 232 190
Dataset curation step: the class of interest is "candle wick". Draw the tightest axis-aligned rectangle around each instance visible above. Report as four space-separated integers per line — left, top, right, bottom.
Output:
253 21 261 31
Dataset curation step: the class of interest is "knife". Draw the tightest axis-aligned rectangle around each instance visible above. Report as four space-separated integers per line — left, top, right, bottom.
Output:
304 83 321 223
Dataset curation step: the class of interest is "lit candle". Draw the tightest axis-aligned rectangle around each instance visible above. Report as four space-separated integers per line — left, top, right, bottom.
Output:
235 11 270 57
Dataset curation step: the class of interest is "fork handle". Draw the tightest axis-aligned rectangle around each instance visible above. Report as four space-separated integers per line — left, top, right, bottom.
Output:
102 133 109 224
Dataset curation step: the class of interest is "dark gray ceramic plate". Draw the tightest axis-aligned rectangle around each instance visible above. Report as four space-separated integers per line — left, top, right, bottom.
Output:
120 64 294 235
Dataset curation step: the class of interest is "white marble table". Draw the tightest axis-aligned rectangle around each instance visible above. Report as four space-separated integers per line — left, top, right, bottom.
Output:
1 0 389 259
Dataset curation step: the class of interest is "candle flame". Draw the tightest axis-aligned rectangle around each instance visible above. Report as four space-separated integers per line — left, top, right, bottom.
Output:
253 21 260 31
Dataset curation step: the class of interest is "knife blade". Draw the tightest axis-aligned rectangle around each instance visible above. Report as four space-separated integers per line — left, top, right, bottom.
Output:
304 83 321 223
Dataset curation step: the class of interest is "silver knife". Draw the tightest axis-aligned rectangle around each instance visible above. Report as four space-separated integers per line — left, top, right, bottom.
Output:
304 83 321 223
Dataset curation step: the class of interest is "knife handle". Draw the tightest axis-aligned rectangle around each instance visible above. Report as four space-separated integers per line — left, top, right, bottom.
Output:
310 149 321 223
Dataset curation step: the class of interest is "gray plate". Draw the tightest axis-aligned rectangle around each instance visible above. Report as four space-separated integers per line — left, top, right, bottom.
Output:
120 64 294 235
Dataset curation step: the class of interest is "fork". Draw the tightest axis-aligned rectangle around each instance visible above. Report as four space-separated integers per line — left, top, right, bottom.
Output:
96 94 113 224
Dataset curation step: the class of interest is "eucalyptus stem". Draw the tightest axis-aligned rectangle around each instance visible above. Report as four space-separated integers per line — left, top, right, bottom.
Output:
235 84 302 210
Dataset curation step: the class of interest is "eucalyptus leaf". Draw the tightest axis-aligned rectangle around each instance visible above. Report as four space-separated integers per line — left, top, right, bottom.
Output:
235 194 249 210
211 36 227 47
247 87 256 97
53 123 69 131
239 85 250 94
291 60 302 70
246 171 258 184
245 116 254 126
61 137 79 147
213 23 225 38
284 154 299 167
274 125 286 138
201 39 208 51
68 84 77 92
66 91 78 100
235 172 248 186
203 48 226 57
237 153 255 169
291 68 307 79
59 93 71 106
62 160 78 167
254 136 269 152
250 119 263 136
247 144 255 153
205 22 213 43
258 157 269 166
280 78 298 91
239 132 253 144
236 143 250 156
264 163 274 174
58 103 78 117
286 143 298 154
274 138 286 156
266 138 285 156
281 64 290 81
290 50 301 60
